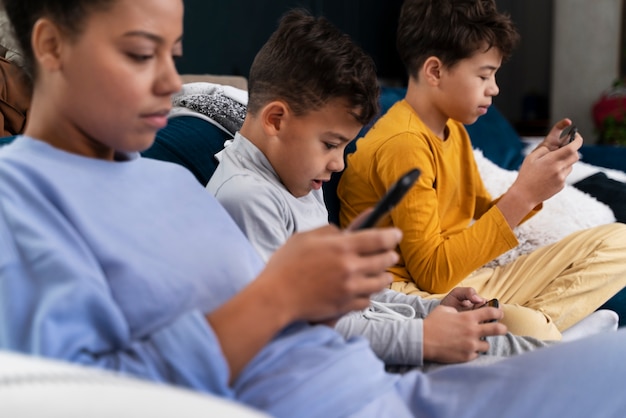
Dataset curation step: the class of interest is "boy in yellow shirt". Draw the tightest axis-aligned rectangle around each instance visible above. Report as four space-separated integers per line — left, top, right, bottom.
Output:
338 0 626 340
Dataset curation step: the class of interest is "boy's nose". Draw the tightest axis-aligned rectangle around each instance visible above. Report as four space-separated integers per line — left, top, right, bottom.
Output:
328 155 345 173
488 81 500 97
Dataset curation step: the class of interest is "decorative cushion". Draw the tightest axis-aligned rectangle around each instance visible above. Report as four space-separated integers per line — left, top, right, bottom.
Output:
0 134 15 146
141 116 231 186
578 144 626 173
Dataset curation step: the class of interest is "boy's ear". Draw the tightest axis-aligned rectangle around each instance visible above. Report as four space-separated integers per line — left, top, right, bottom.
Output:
423 56 443 86
31 18 64 71
261 101 288 136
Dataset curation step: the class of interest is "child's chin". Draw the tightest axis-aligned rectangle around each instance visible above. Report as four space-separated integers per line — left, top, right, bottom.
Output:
465 116 481 125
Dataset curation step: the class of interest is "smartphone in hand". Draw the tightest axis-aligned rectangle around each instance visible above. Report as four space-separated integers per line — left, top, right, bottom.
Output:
559 124 577 147
474 298 499 309
474 298 500 323
356 168 421 229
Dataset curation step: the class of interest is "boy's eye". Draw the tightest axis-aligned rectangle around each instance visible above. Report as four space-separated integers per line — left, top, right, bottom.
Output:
325 143 339 150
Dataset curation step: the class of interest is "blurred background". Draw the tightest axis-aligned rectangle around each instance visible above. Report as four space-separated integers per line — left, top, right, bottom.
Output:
177 0 625 144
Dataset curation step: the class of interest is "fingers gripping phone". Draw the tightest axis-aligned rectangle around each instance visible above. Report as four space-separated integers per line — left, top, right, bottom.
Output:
356 168 421 229
559 124 577 147
474 298 499 323
475 298 499 309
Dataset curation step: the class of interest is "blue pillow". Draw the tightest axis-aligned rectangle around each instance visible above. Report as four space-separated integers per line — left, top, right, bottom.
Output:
142 116 231 186
578 144 626 173
465 106 525 171
0 135 17 147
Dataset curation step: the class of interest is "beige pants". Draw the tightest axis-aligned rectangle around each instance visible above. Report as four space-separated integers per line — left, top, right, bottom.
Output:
390 223 626 341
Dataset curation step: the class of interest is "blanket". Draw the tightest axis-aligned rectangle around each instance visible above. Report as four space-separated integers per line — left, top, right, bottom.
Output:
169 82 247 136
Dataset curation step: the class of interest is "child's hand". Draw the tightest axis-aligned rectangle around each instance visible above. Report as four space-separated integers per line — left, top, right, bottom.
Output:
440 287 485 311
539 118 582 151
262 224 402 323
423 305 507 363
499 122 582 228
516 130 581 204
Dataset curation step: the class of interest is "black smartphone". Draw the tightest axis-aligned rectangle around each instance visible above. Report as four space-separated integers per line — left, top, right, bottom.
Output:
356 168 421 229
559 124 577 147
475 298 499 309
474 298 500 323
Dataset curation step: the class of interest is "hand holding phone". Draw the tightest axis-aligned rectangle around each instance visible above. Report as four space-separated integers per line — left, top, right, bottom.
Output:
474 298 500 323
474 298 499 309
559 124 577 147
356 168 421 229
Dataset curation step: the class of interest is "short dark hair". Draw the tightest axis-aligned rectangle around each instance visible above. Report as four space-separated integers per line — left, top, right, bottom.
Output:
2 0 116 77
396 0 520 79
247 8 380 126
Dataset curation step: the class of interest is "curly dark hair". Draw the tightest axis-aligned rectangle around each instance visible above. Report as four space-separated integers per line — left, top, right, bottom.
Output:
247 8 380 126
396 0 520 79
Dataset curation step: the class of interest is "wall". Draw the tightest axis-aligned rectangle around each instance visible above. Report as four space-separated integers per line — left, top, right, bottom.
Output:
176 0 404 81
176 1 307 77
178 0 624 143
177 0 553 130
494 0 624 143
551 0 624 142
492 0 553 136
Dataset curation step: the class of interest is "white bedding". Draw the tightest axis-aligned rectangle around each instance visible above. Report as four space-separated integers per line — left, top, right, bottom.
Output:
474 149 617 268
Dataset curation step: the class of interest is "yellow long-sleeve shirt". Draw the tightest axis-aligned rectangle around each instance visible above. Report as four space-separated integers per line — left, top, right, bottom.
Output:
338 100 530 294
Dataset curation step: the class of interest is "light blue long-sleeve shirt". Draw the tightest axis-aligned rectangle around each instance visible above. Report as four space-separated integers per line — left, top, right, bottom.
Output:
4 137 626 418
0 136 399 417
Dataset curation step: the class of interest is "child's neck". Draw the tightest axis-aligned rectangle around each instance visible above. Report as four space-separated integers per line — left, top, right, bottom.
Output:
405 80 449 141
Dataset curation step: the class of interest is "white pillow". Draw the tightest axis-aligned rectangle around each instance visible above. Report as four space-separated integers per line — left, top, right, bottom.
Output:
473 149 616 268
0 351 268 418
